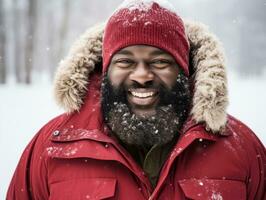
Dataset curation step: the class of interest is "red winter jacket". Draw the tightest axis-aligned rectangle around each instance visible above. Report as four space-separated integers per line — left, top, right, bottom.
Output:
7 21 266 200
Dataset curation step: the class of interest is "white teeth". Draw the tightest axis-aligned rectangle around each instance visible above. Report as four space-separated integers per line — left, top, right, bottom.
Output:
131 91 155 98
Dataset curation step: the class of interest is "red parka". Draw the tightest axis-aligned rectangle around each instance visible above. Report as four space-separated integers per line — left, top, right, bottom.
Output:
7 21 266 200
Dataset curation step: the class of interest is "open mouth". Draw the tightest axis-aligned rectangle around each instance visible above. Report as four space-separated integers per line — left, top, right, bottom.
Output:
127 88 159 107
130 91 156 98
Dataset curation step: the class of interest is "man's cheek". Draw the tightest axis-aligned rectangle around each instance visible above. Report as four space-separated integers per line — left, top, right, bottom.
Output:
108 68 129 87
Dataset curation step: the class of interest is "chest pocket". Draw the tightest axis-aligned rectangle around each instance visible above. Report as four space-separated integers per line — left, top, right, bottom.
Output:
49 178 117 200
178 178 246 200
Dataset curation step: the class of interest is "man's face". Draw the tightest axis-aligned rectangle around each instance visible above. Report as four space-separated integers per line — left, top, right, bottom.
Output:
102 45 190 148
107 45 180 117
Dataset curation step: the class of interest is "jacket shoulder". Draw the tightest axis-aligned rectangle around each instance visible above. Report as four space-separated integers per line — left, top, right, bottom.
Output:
225 115 265 160
35 113 69 143
227 115 265 148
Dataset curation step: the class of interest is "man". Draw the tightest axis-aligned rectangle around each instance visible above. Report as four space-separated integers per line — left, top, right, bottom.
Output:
7 0 266 199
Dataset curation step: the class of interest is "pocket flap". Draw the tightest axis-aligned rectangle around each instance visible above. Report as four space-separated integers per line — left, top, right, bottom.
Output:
49 178 116 200
178 178 246 200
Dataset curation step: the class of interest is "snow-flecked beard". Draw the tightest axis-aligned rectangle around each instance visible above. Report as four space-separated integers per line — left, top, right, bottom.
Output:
107 103 180 148
101 73 191 148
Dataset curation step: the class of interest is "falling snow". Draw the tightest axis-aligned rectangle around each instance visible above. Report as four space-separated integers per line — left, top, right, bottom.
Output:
144 21 152 26
198 180 204 186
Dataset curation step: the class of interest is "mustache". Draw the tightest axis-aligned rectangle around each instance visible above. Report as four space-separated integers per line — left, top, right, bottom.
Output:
125 80 159 89
121 81 170 95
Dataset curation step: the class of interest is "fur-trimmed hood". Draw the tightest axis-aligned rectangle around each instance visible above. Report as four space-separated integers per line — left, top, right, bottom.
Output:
53 20 228 134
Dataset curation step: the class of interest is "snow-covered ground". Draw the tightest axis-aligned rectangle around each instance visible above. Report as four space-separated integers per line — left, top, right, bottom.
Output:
0 72 265 198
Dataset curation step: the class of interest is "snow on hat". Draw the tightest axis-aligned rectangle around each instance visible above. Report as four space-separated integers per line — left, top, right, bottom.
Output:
102 0 190 76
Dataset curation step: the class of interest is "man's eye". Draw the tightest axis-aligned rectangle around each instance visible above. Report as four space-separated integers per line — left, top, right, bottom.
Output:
150 59 173 68
114 59 135 68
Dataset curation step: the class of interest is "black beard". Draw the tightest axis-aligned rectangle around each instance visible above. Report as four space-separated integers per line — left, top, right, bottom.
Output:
101 73 191 149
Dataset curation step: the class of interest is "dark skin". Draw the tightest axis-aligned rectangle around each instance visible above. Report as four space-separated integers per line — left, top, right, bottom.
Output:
108 45 180 117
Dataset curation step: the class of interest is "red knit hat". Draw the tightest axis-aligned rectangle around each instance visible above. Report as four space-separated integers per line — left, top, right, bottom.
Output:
102 0 190 76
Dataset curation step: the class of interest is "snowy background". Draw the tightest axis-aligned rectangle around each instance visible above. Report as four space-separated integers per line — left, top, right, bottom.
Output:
0 0 266 198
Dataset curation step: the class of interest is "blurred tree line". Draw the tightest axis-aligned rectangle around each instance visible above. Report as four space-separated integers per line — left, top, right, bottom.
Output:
0 0 118 84
238 0 266 76
0 0 265 84
184 0 266 76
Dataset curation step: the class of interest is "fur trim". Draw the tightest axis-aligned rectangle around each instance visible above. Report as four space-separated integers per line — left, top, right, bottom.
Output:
53 20 228 134
185 20 228 133
53 23 104 112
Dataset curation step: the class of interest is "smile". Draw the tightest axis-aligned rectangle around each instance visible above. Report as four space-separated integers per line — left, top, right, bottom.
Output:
130 91 156 98
127 88 159 108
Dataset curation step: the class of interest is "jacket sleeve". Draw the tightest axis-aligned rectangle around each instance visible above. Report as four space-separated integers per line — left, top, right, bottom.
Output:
242 124 266 200
6 133 41 200
6 115 65 200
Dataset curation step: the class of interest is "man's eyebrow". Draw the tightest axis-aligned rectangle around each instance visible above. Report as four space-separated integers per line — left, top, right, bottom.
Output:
115 50 133 56
150 50 171 56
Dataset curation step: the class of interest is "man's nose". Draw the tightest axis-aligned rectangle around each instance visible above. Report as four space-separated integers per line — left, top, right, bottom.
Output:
129 62 154 86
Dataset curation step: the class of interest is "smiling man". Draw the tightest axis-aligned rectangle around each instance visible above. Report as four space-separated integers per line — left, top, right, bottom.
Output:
7 0 266 199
